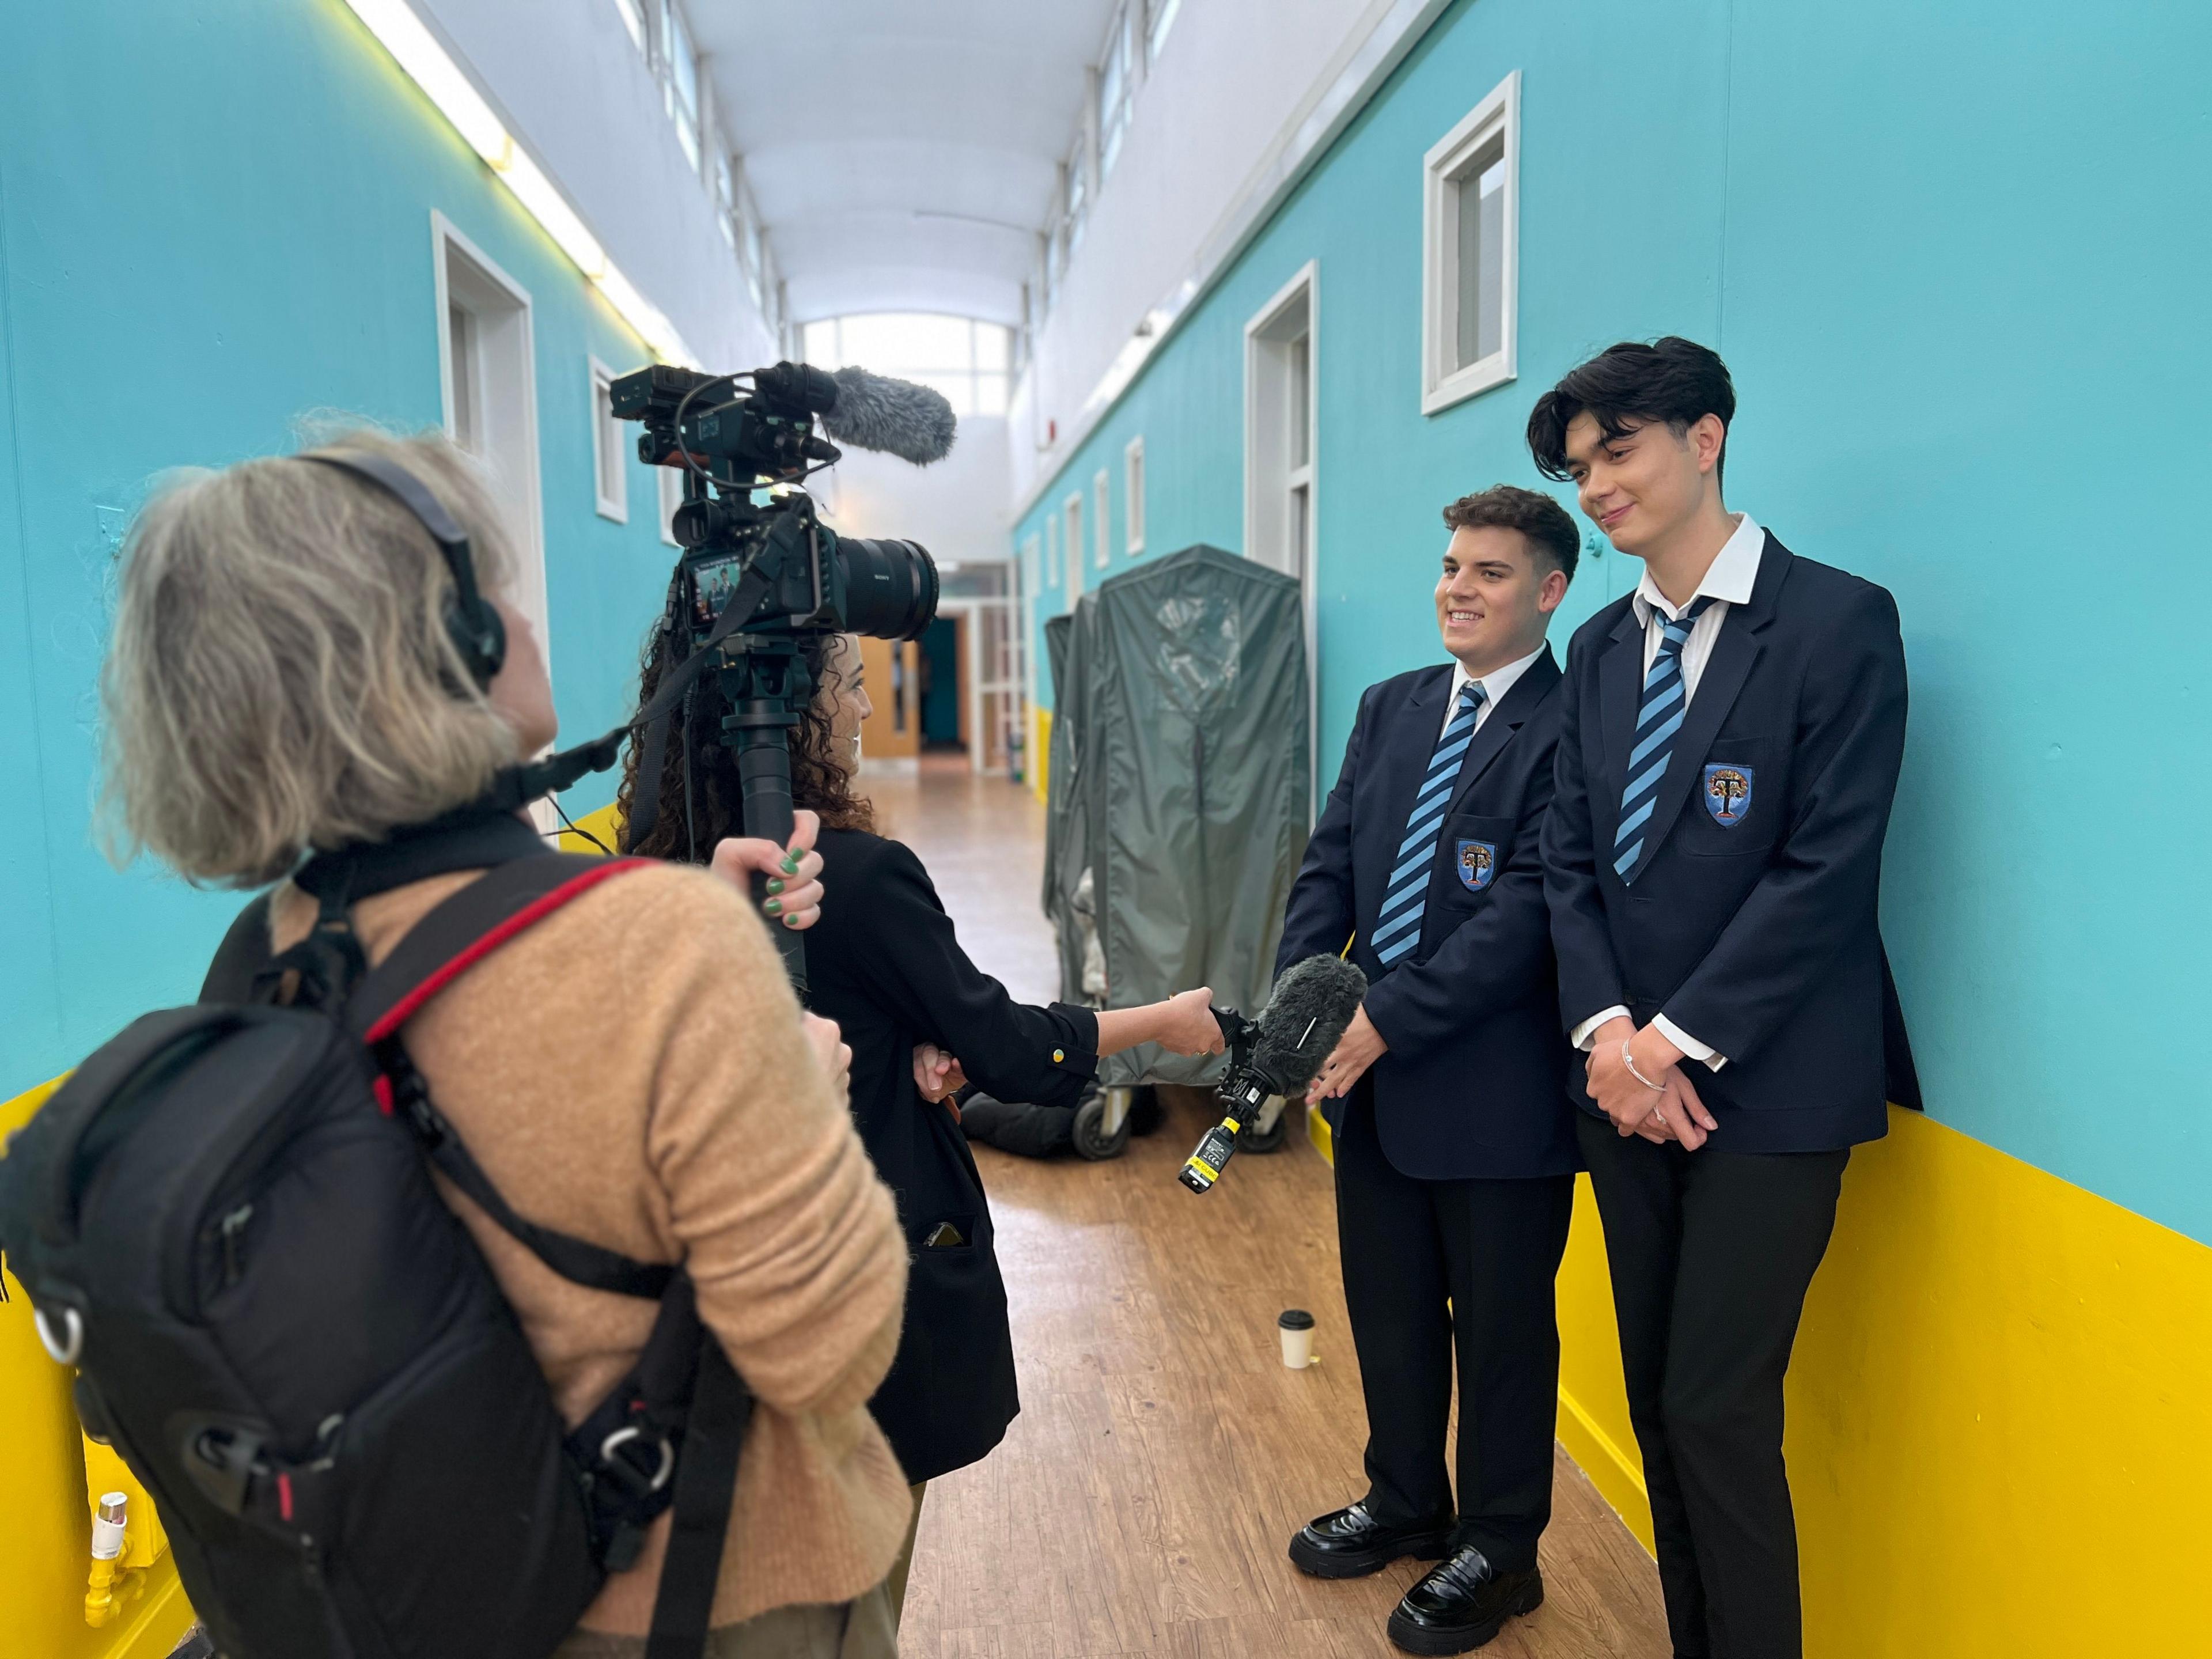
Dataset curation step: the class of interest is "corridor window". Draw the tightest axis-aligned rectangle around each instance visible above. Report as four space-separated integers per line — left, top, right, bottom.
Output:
662 0 700 170
610 0 645 54
801 313 1013 419
1093 469 1111 569
1097 5 1137 178
1125 435 1145 555
589 358 627 522
1046 513 1060 589
1147 0 1183 62
1421 71 1520 415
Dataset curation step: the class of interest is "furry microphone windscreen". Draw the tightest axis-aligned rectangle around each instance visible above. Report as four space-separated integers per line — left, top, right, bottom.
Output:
1248 955 1369 1097
823 366 958 465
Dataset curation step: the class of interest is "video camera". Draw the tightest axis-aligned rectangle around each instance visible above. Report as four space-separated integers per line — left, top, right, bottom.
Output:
609 361 940 649
607 359 952 985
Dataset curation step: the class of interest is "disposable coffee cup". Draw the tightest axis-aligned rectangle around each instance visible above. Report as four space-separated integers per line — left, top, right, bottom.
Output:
1278 1309 1317 1369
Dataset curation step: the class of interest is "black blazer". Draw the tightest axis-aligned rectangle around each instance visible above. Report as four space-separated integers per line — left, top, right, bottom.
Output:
1542 532 1919 1154
1276 650 1577 1180
805 827 1100 1483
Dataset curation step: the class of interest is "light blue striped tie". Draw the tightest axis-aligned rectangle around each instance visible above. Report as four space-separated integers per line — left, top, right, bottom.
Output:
1614 596 1717 882
1373 681 1485 967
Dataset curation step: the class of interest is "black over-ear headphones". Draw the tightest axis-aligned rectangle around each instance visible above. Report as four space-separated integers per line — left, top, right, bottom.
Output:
300 449 509 690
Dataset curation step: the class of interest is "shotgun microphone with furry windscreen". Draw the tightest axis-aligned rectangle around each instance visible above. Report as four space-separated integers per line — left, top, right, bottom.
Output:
1180 955 1368 1194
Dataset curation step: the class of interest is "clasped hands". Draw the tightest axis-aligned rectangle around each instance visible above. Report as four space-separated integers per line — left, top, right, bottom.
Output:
1585 1016 1719 1149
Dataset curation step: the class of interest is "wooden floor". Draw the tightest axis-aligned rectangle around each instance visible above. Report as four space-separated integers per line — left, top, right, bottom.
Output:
860 757 1669 1659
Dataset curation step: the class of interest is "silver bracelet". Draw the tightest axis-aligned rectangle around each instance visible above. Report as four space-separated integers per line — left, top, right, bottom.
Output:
1620 1039 1666 1092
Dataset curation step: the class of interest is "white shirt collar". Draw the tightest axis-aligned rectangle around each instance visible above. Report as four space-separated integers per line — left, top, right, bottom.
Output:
1448 641 1547 710
1631 513 1764 624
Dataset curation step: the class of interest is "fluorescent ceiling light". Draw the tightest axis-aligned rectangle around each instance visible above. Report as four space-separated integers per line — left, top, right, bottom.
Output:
340 0 695 366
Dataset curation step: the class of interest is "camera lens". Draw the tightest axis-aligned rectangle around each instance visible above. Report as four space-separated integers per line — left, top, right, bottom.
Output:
835 536 938 641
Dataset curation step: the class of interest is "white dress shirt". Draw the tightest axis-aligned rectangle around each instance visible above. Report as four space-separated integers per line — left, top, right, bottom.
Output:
1569 514 1766 1070
1438 642 1547 743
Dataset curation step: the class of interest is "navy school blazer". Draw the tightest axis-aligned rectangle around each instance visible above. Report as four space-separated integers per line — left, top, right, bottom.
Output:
1275 649 1578 1181
1541 532 1922 1154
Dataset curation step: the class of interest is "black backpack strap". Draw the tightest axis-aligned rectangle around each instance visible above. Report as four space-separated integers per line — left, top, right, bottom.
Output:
646 1336 753 1659
345 854 638 1042
346 854 676 1301
199 892 276 1004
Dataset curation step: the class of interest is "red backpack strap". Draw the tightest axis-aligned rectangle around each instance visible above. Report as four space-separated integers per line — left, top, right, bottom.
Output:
346 853 648 1045
345 852 674 1303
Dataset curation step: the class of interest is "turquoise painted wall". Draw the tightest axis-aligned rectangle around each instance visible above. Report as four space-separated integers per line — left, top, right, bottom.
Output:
1016 0 2212 1244
0 1 676 1090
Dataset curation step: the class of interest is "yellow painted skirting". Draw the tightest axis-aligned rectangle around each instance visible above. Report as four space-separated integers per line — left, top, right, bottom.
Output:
1031 705 1052 804
1308 1101 2212 1653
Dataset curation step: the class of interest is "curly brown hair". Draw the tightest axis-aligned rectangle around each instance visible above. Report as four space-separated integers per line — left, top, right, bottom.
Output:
615 628 874 862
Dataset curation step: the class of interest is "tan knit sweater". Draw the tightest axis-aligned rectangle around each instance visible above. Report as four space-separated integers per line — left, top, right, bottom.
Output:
269 859 912 1633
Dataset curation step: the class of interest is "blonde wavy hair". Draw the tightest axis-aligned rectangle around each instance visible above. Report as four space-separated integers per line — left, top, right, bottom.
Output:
100 426 526 887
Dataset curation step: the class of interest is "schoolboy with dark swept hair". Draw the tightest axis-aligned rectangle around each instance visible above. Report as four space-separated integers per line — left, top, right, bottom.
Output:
1529 339 1918 1659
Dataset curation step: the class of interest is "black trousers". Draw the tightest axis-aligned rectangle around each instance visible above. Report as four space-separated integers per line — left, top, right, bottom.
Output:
1575 1112 1849 1659
1334 1089 1575 1572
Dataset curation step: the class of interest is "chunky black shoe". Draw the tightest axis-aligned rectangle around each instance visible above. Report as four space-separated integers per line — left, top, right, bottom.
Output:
1287 1501 1456 1580
1386 1547 1543 1654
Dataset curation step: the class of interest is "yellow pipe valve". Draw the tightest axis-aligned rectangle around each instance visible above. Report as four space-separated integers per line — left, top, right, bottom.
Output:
85 1490 147 1627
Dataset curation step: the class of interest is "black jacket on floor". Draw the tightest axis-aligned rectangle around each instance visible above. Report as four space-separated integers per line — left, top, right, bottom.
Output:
805 827 1100 1483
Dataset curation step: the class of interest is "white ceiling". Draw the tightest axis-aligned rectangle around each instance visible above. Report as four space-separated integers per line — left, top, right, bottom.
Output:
694 0 1120 326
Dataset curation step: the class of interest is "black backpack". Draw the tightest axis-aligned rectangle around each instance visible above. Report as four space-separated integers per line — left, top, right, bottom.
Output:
0 820 751 1659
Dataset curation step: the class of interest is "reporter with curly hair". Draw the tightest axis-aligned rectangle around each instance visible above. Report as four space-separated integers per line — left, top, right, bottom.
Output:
619 629 1222 1616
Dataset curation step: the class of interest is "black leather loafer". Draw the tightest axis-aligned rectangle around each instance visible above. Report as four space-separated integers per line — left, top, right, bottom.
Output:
1386 1547 1543 1654
1287 1501 1456 1579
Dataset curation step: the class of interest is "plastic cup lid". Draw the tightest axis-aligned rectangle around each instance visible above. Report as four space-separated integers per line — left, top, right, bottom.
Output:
1278 1309 1316 1330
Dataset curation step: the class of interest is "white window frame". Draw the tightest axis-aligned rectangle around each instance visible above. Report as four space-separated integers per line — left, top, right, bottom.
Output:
659 465 682 547
1244 259 1320 817
609 0 645 53
588 357 628 523
1093 468 1111 569
1045 511 1060 589
1421 70 1520 415
1063 492 1086 598
1124 435 1146 555
431 212 546 660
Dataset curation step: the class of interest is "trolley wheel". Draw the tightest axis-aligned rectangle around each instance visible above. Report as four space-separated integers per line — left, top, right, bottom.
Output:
1241 1096 1291 1155
1073 1085 1135 1161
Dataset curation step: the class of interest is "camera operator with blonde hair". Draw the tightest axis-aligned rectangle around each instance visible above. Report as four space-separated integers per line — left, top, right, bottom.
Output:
99 427 913 1658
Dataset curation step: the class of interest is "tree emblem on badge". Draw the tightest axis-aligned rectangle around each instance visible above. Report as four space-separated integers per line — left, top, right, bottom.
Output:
1702 764 1754 827
1455 839 1497 891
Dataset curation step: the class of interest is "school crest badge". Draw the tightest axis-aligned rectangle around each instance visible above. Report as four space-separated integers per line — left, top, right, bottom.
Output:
1703 764 1755 827
1456 839 1497 892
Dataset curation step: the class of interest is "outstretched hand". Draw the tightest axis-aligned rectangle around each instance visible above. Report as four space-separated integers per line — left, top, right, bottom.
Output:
710 808 825 930
1158 987 1226 1056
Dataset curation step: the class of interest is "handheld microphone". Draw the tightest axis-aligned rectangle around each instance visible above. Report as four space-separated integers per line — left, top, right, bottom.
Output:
1179 955 1368 1194
820 366 958 465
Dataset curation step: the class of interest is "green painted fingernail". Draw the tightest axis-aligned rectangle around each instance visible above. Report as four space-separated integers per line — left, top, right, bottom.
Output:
781 853 802 873
764 898 782 915
783 914 801 929
766 878 785 895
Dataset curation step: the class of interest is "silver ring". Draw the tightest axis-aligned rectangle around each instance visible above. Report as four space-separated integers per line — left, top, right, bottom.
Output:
35 1305 84 1366
599 1425 676 1493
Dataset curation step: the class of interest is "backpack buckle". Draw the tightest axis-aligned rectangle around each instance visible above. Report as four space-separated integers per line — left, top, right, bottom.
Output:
597 1424 676 1495
34 1303 84 1365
